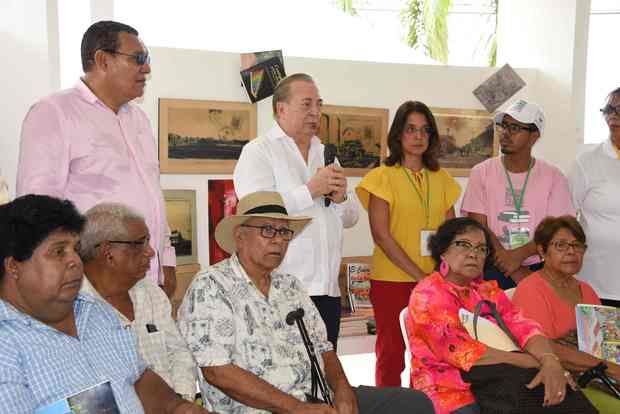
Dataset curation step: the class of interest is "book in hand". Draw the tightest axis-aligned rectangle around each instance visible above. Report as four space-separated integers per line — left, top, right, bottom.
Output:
35 381 120 414
240 50 286 103
458 308 519 352
576 304 620 364
347 263 372 310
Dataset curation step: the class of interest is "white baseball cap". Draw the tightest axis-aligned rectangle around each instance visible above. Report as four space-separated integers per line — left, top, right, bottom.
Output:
495 99 545 136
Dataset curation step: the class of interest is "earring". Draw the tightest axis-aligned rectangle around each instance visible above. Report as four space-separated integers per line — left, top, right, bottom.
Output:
439 259 450 277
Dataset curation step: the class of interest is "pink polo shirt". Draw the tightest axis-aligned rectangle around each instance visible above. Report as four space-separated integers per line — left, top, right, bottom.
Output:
17 80 175 283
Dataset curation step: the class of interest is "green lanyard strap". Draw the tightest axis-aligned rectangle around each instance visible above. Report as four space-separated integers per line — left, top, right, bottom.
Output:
502 157 533 214
403 168 430 227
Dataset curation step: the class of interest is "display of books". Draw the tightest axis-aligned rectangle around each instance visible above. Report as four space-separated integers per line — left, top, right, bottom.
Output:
338 261 374 337
35 381 120 414
576 304 620 364
347 263 372 310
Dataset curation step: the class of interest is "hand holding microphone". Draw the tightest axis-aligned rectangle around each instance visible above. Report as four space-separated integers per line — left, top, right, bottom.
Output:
306 145 347 206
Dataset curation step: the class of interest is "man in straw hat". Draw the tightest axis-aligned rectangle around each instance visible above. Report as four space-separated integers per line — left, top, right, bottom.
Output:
177 191 433 414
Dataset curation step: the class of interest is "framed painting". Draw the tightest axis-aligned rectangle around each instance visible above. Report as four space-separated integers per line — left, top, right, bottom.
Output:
318 104 388 176
163 189 198 265
159 98 257 174
431 107 498 177
207 179 239 265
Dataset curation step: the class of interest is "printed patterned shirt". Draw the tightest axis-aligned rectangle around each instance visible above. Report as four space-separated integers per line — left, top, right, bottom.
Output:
0 294 147 414
406 272 543 414
177 254 333 414
81 276 197 397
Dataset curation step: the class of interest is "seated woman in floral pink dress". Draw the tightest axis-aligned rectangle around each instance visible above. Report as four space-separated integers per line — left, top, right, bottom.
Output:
407 217 574 414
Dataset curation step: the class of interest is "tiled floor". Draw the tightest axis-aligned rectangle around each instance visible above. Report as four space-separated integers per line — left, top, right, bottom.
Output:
337 334 410 387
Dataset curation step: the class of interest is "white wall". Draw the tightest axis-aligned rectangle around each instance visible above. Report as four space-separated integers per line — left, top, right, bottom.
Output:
0 0 58 199
141 47 539 267
497 0 591 172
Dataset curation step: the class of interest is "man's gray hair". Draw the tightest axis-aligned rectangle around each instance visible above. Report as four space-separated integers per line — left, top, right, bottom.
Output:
80 202 144 262
272 73 315 117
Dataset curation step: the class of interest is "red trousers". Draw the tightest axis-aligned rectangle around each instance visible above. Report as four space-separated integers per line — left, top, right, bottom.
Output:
369 279 417 387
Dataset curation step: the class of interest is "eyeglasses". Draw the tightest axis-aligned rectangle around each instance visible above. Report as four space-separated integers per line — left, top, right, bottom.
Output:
549 240 587 253
495 122 535 135
600 104 620 117
450 240 490 257
241 224 294 241
96 237 151 251
405 125 433 136
101 49 151 66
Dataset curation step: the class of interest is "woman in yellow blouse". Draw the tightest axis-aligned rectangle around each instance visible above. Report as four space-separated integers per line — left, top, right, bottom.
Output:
357 101 461 387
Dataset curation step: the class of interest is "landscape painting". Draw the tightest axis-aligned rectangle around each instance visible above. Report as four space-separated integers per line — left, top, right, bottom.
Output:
432 107 498 176
318 105 388 176
162 190 197 265
159 98 257 174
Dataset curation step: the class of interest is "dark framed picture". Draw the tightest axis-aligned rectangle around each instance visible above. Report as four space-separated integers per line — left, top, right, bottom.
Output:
318 104 388 176
162 189 197 265
432 107 498 176
158 98 257 174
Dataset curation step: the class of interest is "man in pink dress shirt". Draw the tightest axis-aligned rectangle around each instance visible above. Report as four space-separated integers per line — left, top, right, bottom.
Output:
16 20 177 297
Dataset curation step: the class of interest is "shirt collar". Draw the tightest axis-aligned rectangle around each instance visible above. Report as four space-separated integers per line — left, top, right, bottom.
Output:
0 293 96 324
75 78 130 113
267 122 322 147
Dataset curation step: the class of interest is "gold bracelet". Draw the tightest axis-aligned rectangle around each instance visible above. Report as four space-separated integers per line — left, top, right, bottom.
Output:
538 352 560 363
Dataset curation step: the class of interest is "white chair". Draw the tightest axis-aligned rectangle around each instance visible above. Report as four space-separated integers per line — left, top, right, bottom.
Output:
399 307 412 387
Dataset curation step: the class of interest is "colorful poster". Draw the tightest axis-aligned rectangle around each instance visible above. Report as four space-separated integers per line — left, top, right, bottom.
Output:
208 179 238 265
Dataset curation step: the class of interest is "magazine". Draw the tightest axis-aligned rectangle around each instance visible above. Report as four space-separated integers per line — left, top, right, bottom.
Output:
240 50 286 103
347 263 372 309
576 304 620 364
35 381 120 414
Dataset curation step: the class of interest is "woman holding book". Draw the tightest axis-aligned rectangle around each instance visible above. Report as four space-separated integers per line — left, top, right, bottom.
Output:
356 101 460 387
512 215 620 411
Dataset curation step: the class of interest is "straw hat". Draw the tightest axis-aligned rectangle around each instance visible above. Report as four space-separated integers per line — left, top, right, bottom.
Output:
215 191 312 254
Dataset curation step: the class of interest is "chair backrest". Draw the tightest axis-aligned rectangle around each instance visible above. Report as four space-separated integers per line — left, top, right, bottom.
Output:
504 287 516 300
399 307 412 387
399 307 412 355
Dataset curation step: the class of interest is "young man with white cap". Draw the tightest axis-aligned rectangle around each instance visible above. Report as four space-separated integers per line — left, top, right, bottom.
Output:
461 99 575 289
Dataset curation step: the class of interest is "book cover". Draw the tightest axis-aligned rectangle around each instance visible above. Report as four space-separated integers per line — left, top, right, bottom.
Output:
240 50 286 103
347 263 372 309
576 304 620 363
472 63 525 112
35 381 120 414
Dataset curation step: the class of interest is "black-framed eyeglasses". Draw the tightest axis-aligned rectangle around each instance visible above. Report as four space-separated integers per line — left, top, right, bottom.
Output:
95 237 151 250
405 125 433 136
549 240 587 253
600 104 620 117
101 49 151 66
495 122 535 135
241 224 295 241
450 239 491 257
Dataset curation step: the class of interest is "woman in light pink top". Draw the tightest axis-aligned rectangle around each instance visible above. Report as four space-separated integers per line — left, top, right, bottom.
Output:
512 215 620 382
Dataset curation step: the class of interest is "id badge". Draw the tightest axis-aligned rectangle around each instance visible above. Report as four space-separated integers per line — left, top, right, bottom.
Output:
420 230 435 257
508 227 530 249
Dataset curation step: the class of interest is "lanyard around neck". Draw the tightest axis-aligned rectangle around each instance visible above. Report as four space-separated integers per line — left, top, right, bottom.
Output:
502 157 534 214
403 167 430 227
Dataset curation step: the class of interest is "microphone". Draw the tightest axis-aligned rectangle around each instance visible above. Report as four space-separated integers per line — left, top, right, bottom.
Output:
323 144 338 207
286 307 333 406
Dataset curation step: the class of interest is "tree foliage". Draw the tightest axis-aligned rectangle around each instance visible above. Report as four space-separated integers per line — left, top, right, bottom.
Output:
402 0 451 64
